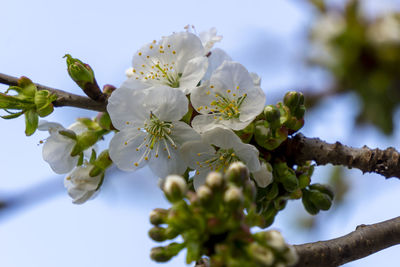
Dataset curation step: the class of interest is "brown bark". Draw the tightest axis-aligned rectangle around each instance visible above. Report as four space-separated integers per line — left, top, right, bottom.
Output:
294 216 400 267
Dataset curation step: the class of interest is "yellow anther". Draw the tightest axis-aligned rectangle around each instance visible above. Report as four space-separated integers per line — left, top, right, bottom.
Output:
236 86 239 90
146 56 150 59
168 45 171 48
159 45 163 49
66 176 71 180
126 121 130 124
153 40 156 44
197 153 201 156
204 106 208 110
134 163 139 166
124 142 128 145
219 156 224 160
231 153 235 157
196 171 200 175
206 91 210 95
168 155 171 159
145 157 149 161
227 89 231 93
172 50 176 54
210 85 214 88
140 71 144 75
149 45 153 49
155 154 159 158
138 52 142 56
142 64 145 67
132 69 136 73
136 148 139 151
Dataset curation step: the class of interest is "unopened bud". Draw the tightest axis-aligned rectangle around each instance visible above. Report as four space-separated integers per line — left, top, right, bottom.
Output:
264 105 281 123
226 162 249 185
265 230 286 251
224 185 243 206
197 185 212 202
102 84 116 96
149 226 168 242
150 208 169 225
285 245 299 265
163 175 187 203
64 54 94 85
248 243 274 265
308 189 332 210
205 172 224 188
284 91 303 109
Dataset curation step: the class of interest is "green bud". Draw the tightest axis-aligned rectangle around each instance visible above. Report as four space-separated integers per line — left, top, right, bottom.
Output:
302 191 319 215
264 105 281 124
280 170 299 192
309 183 334 199
95 112 112 130
64 54 94 85
226 162 249 185
290 188 303 199
149 226 169 242
244 180 257 202
186 241 202 264
150 243 184 262
163 175 187 203
102 84 116 96
150 208 169 225
34 90 57 117
308 189 332 211
294 106 306 119
284 91 303 109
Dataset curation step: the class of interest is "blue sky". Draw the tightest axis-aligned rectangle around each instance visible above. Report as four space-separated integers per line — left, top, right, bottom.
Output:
1 0 400 266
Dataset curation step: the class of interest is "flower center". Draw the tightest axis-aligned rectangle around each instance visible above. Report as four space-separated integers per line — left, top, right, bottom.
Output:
125 113 176 167
131 41 183 88
196 148 239 173
210 92 247 120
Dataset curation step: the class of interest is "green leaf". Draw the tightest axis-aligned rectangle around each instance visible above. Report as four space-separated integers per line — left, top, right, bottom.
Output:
1 111 24 119
24 109 38 136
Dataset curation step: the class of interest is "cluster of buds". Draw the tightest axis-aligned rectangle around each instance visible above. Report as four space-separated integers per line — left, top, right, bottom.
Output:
253 91 305 151
149 162 298 266
0 77 57 135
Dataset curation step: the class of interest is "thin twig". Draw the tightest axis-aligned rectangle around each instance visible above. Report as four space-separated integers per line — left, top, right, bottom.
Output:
293 216 400 267
0 73 107 112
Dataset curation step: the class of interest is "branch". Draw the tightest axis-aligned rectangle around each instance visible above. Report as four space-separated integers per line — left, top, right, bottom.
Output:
0 73 106 112
293 216 400 267
285 133 400 179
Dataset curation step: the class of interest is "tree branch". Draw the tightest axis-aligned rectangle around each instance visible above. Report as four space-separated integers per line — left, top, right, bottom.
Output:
285 133 400 179
0 72 107 112
293 216 400 267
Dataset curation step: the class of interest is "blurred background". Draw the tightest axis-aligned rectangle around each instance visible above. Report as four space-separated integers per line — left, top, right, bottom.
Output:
1 0 400 266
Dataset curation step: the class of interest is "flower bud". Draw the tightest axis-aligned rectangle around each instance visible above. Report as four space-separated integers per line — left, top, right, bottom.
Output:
226 162 249 185
247 243 274 266
149 226 168 242
197 185 212 202
308 189 332 210
235 122 254 143
163 175 187 203
264 105 281 123
284 91 303 109
64 54 94 85
102 84 116 96
205 172 224 189
150 243 185 263
302 192 320 215
34 90 56 117
265 230 286 251
284 245 299 265
150 208 169 225
309 183 334 199
89 150 113 177
298 174 311 189
224 185 243 206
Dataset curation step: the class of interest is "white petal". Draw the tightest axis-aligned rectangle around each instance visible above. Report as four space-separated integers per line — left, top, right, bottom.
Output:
148 144 186 178
202 127 243 149
239 86 266 122
42 134 77 174
68 122 88 135
109 129 148 171
199 27 222 53
38 120 64 133
107 81 149 130
170 121 201 145
203 48 232 81
252 162 273 188
160 32 205 73
192 114 254 133
180 140 215 169
144 87 188 122
178 56 208 94
190 81 214 115
250 72 261 87
210 61 254 98
234 143 260 172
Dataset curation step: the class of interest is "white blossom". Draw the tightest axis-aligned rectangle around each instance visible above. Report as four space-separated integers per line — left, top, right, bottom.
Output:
38 120 88 174
368 14 400 44
64 164 102 204
125 31 208 94
252 162 273 188
180 127 260 190
107 83 200 178
199 27 223 54
191 61 266 133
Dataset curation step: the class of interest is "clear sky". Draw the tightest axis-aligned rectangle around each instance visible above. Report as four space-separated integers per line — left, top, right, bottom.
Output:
1 0 399 266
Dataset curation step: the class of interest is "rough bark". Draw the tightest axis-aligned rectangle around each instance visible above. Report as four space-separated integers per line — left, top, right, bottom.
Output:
293 216 400 267
286 133 400 179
